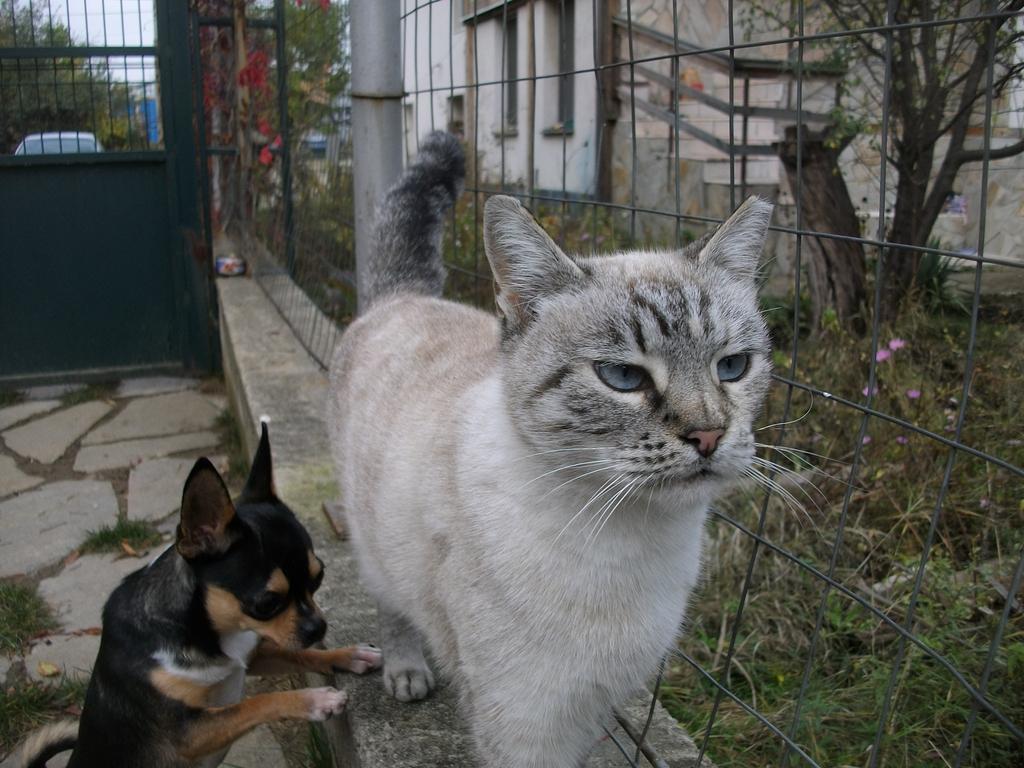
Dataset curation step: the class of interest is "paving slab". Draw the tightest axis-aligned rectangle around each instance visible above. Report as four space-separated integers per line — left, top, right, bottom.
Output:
0 455 44 497
23 383 85 401
38 554 145 631
0 481 118 578
2 402 112 464
219 725 287 768
127 457 196 522
26 633 100 684
0 400 61 431
206 394 229 413
82 391 221 445
126 454 227 524
115 376 199 399
73 431 220 473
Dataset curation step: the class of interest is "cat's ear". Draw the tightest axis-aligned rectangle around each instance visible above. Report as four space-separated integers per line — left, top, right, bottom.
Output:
698 196 773 278
484 195 585 332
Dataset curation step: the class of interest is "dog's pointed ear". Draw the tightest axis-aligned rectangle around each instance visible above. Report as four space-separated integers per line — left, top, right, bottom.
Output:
239 420 276 505
177 458 237 559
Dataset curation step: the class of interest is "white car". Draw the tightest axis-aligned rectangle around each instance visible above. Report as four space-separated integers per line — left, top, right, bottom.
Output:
13 131 104 155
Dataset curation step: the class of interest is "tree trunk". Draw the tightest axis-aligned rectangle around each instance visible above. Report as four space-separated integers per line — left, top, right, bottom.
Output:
777 126 867 336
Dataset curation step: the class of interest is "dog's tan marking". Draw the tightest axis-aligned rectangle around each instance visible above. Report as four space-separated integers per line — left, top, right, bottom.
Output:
308 551 323 581
179 691 313 761
248 640 371 675
205 585 245 633
206 585 302 649
266 568 289 594
150 668 213 709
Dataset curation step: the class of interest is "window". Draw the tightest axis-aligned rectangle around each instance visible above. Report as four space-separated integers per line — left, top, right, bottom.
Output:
504 14 518 127
557 0 574 130
448 94 465 136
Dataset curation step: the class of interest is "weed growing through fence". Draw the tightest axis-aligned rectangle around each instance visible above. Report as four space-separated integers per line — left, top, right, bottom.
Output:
666 295 1024 767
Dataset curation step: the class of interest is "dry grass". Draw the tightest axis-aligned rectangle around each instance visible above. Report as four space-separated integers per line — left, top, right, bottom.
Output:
666 299 1024 767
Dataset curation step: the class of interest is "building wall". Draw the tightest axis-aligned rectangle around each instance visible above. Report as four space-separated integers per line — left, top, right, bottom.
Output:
403 0 600 196
400 1 1024 266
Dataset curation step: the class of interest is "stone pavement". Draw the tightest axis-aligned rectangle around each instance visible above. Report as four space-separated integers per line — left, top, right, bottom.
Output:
0 377 288 768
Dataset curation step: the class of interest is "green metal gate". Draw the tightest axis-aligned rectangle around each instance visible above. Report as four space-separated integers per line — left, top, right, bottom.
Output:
0 0 215 385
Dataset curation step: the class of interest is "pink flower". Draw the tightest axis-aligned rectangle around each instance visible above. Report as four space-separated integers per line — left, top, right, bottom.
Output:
979 498 991 510
896 435 909 445
875 349 892 363
862 435 872 445
906 389 921 399
258 146 274 166
862 385 879 397
888 338 907 351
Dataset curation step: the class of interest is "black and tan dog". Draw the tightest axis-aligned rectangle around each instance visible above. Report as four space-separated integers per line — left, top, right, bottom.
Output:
19 423 381 768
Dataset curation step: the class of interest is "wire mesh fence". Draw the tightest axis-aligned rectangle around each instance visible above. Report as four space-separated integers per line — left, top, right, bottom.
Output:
0 0 162 155
237 1 1024 766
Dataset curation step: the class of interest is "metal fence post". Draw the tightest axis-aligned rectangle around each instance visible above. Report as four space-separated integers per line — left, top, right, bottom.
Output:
351 0 404 314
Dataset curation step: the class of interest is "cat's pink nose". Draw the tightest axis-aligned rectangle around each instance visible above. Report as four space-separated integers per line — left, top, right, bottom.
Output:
684 428 725 458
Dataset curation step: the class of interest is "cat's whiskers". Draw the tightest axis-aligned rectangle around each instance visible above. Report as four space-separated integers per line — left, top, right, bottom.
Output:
754 444 862 493
755 441 850 468
538 463 627 502
511 446 618 464
755 399 814 433
524 458 621 488
750 456 828 507
741 465 818 529
590 474 656 545
583 474 646 547
553 472 627 544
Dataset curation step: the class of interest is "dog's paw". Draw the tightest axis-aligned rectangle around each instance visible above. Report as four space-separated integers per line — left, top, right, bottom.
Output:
338 644 383 675
383 663 434 702
303 687 348 721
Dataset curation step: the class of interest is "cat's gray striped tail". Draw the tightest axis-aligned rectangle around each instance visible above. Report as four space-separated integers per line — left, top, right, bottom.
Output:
367 131 465 302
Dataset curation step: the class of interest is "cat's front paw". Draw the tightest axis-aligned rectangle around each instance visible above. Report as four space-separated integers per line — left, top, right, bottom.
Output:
329 644 383 674
302 686 348 721
383 663 435 702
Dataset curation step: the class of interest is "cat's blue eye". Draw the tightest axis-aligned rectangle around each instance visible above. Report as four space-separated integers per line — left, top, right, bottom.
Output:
594 362 650 392
717 354 750 382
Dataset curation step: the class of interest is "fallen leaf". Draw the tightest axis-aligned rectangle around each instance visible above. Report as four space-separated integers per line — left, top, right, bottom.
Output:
63 704 83 716
63 550 81 567
120 540 140 558
37 661 60 678
75 627 102 636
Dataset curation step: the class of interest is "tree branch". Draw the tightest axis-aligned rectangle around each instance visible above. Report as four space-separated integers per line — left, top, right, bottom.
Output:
957 136 1024 165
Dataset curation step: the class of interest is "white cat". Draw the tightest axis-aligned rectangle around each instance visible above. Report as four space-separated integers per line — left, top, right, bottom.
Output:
328 132 773 767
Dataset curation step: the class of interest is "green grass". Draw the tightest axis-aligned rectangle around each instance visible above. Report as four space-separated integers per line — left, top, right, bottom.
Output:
0 678 88 755
0 389 23 408
664 299 1024 767
60 383 116 407
0 583 55 654
215 408 250 486
304 724 333 768
80 519 162 554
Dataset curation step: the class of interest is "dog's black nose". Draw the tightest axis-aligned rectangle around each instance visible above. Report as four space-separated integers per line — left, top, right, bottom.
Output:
300 615 327 645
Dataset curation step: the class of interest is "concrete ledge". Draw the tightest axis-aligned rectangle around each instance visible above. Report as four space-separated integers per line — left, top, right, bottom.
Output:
217 275 706 767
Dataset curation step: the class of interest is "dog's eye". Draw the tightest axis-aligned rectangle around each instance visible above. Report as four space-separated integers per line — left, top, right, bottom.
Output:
248 591 286 621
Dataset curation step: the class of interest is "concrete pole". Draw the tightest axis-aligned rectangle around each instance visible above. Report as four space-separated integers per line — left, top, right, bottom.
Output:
351 0 404 314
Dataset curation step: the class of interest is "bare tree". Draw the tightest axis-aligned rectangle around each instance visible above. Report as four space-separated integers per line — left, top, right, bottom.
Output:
777 125 868 335
821 0 1024 322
